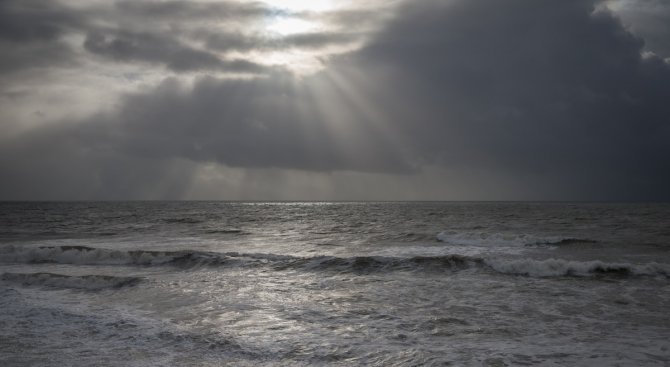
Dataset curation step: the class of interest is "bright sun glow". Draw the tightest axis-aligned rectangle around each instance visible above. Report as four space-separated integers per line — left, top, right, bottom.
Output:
267 17 317 35
249 0 359 73
261 0 335 12
262 0 336 35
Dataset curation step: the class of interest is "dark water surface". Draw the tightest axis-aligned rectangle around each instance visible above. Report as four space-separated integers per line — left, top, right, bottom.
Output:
1 202 669 366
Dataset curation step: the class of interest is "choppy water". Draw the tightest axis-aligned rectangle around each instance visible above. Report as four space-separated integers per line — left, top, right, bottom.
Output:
1 202 669 366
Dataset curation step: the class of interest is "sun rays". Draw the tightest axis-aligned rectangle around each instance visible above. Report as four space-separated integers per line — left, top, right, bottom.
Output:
252 0 338 73
249 0 390 74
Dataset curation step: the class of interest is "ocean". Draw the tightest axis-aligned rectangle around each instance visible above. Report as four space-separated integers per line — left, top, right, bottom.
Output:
1 201 669 366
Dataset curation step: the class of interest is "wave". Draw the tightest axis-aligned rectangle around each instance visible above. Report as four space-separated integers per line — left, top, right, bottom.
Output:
1 245 667 279
204 229 249 235
0 245 179 266
436 231 596 247
1 272 142 290
485 258 670 278
526 238 599 247
371 232 438 243
277 254 482 273
163 217 204 224
0 245 480 272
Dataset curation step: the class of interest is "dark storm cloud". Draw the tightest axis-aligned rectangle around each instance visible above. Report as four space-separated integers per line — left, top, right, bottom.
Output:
0 73 413 198
0 0 81 42
82 75 412 173
340 0 670 199
0 40 77 73
0 0 83 72
0 125 196 200
1 0 670 200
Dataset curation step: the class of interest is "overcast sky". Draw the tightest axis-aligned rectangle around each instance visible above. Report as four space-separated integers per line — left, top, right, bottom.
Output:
1 0 669 201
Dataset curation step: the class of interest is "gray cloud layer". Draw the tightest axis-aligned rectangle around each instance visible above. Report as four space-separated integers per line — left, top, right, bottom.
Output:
83 30 266 73
0 0 356 75
1 0 669 200
612 0 670 58
0 0 80 72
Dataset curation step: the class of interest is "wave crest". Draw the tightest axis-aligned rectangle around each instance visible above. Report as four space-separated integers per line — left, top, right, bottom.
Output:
484 258 670 278
436 231 596 247
1 245 667 279
0 245 178 266
1 272 142 290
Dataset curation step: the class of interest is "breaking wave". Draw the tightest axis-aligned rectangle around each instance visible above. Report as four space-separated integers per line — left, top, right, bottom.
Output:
1 245 667 279
542 238 598 246
276 254 481 273
204 229 250 235
485 258 670 277
1 272 142 290
436 230 597 247
163 217 204 224
0 245 479 273
0 245 179 266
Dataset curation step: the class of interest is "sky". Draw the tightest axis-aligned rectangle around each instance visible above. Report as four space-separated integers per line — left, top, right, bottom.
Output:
0 0 669 201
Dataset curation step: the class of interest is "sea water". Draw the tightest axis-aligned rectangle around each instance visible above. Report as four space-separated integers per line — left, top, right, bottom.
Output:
1 202 669 366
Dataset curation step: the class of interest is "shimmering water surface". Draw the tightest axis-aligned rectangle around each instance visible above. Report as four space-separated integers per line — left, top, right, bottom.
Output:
1 202 669 366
